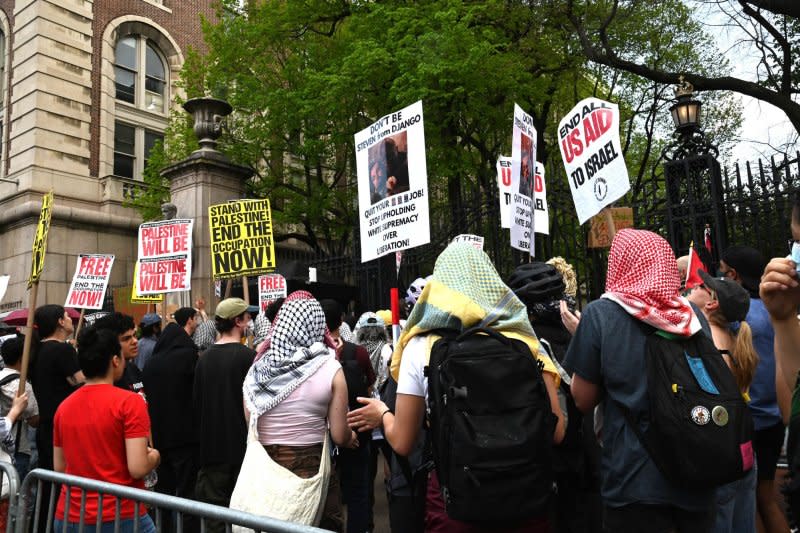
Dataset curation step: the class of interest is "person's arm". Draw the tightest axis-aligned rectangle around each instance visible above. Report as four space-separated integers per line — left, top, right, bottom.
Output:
6 392 28 426
760 257 800 423
53 446 65 473
560 300 581 336
348 393 426 456
125 437 160 479
571 374 600 413
66 371 85 387
543 373 566 444
328 370 358 448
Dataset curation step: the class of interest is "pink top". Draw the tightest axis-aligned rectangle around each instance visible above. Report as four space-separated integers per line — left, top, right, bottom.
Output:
257 357 341 446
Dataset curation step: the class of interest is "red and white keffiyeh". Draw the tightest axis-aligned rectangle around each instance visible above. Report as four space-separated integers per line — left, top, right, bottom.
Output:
601 229 702 337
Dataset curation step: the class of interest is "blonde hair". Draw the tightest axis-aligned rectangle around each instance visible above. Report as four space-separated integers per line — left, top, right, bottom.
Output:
707 311 759 392
546 256 577 297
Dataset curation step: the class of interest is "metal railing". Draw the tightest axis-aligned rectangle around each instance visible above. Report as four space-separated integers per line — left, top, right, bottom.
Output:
0 461 21 533
13 468 331 533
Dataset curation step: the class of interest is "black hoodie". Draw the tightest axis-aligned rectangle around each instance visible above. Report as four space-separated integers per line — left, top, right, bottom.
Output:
142 322 199 451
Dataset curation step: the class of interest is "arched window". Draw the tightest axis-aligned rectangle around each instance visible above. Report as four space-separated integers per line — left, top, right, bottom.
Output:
112 34 167 180
114 35 167 113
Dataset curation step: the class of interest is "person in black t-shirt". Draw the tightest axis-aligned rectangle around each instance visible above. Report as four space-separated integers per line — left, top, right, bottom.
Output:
193 298 254 533
31 304 84 533
93 313 146 402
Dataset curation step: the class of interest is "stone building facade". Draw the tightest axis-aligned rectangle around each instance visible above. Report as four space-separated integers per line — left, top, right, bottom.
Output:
0 0 215 311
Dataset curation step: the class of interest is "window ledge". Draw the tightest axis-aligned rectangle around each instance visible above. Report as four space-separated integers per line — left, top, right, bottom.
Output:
141 0 172 13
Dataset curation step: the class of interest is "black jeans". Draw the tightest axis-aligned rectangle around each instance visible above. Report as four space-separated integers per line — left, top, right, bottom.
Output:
337 438 371 533
154 446 199 532
603 504 714 533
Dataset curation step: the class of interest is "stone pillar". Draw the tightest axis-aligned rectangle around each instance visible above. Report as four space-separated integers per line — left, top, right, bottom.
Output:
159 98 252 310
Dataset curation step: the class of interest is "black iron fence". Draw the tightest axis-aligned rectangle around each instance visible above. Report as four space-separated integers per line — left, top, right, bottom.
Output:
302 152 800 313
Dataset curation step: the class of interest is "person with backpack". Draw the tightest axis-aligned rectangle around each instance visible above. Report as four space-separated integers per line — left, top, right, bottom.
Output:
348 242 565 532
321 299 375 533
508 262 602 533
0 334 39 481
564 229 752 533
687 270 758 532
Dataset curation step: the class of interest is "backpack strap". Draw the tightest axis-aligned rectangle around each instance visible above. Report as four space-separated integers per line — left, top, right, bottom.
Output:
0 374 20 388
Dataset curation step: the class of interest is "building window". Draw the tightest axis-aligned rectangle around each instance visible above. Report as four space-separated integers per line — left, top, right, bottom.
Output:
114 35 167 113
113 121 163 179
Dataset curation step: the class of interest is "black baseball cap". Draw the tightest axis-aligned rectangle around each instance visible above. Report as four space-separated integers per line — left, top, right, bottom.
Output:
699 270 750 323
721 246 766 294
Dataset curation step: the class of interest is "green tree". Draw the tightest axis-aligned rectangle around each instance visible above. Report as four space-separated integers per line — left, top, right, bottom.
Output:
146 0 740 263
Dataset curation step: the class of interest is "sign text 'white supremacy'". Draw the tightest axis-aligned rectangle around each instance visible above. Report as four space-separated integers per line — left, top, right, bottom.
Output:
136 219 193 294
510 104 538 255
558 97 630 224
355 100 430 263
64 254 114 309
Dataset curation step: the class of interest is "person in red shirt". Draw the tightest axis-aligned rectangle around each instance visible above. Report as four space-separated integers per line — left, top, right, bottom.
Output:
53 326 160 533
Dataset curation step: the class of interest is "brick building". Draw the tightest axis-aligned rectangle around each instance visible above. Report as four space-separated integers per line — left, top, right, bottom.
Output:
0 0 216 311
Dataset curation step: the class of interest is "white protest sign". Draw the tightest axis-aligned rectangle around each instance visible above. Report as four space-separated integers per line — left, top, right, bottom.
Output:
258 274 287 311
0 275 9 304
64 254 115 310
452 234 484 250
136 219 193 295
558 97 630 224
497 156 513 229
510 104 538 255
355 100 430 263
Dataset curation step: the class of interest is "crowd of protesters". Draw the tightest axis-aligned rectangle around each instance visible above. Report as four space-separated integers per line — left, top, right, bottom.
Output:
1 199 800 532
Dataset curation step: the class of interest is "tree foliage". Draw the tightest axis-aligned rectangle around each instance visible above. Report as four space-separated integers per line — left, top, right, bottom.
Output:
144 0 741 258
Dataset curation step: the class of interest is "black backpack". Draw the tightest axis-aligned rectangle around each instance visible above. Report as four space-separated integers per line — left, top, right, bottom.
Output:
340 342 369 411
426 326 555 525
617 328 754 489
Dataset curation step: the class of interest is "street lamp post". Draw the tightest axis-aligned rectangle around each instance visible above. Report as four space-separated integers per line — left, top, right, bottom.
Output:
662 77 727 267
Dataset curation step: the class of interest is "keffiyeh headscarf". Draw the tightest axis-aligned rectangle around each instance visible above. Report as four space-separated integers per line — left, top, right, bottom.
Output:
390 243 558 384
254 291 336 359
601 229 701 337
243 295 336 417
355 312 389 390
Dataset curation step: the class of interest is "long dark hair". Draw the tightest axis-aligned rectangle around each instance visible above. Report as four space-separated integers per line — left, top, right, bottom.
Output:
77 326 121 379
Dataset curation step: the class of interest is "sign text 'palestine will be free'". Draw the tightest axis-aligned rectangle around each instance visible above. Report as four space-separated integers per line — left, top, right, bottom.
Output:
136 219 193 295
209 199 276 280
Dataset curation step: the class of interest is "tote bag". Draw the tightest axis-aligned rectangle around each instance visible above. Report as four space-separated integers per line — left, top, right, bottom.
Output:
230 420 331 530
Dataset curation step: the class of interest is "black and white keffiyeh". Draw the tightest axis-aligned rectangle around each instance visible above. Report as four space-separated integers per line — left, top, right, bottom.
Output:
243 297 335 416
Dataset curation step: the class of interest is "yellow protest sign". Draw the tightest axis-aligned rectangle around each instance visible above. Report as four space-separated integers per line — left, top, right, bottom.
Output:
28 190 54 287
131 262 164 304
209 199 276 280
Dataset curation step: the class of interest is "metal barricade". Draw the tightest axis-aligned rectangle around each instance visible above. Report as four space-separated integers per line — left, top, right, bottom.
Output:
16 469 331 533
0 461 21 533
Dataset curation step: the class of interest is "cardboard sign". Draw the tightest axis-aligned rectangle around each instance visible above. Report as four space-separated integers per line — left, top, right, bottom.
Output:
136 219 193 295
355 100 430 262
588 207 634 248
209 199 276 280
29 190 54 287
64 254 114 310
510 104 538 255
558 97 630 224
452 234 484 250
258 274 287 311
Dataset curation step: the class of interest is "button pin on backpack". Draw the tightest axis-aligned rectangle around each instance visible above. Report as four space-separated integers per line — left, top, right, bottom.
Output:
712 406 729 426
691 405 711 426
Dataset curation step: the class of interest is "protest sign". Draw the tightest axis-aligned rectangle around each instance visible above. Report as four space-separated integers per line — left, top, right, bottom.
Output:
258 274 287 311
0 275 8 304
497 156 513 229
452 234 485 250
64 254 114 309
29 190 53 287
355 100 430 263
588 207 634 248
136 219 193 295
558 97 630 224
510 104 539 255
131 263 163 304
209 199 276 280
